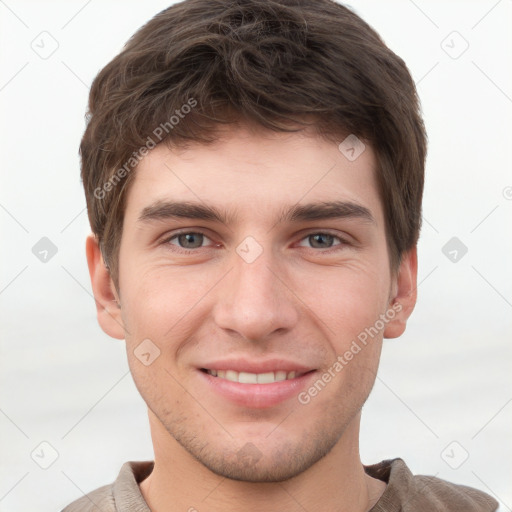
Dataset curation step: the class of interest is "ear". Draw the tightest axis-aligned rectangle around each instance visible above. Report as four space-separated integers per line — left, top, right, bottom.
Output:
85 234 125 340
383 246 418 339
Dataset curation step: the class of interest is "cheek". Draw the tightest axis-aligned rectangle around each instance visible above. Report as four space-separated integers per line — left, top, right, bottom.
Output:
120 263 192 328
119 264 217 365
119 246 391 352
296 264 390 342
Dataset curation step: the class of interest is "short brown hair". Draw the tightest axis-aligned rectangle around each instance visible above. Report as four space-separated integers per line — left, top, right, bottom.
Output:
80 0 427 291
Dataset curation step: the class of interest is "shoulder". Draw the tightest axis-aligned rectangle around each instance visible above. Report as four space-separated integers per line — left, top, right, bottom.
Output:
61 483 115 512
366 458 499 512
60 461 154 512
407 473 499 511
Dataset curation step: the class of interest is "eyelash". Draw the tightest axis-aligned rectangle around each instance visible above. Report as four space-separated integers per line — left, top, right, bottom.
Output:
160 230 350 255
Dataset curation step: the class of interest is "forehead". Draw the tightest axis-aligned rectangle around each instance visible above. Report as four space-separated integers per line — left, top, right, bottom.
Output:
123 125 383 228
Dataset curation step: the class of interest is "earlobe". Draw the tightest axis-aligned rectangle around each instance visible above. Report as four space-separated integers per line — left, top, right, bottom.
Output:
383 247 418 339
85 234 125 340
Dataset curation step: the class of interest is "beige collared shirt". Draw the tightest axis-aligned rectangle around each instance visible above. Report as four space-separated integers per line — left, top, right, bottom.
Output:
61 458 499 511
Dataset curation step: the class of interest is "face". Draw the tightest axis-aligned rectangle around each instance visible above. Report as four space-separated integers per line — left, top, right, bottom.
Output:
89 124 416 482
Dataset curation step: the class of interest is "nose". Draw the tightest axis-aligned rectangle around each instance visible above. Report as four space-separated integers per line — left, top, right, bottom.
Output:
212 244 300 343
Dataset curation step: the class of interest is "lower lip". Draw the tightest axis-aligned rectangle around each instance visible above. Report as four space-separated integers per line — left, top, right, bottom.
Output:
197 370 317 409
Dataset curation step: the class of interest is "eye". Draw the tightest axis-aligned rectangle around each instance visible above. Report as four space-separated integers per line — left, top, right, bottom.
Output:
163 231 216 253
297 232 347 251
161 230 349 254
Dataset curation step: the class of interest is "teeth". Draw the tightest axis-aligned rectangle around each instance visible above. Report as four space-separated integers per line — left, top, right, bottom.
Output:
205 369 302 384
239 371 258 384
275 370 287 381
226 370 238 382
257 372 275 384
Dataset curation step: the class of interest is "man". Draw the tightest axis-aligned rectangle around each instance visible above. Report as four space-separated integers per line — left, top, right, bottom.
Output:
62 0 499 510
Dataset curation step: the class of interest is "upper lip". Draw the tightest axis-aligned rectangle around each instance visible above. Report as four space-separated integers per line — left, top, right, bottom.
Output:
198 358 316 374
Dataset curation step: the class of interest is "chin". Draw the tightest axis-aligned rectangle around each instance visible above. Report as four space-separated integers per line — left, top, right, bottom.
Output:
171 420 342 483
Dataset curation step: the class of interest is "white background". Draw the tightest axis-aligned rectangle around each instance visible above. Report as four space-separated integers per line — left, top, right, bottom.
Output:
0 1 511 510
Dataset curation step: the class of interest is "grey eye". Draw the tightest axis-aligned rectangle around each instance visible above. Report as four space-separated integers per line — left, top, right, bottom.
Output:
174 233 205 249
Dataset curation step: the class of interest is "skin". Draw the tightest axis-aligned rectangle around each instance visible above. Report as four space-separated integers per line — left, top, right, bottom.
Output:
86 123 417 512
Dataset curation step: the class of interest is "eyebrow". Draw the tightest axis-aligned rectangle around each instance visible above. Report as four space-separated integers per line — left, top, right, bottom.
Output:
137 199 375 226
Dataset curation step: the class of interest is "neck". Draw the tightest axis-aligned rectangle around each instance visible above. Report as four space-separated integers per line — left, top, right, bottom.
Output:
139 410 386 512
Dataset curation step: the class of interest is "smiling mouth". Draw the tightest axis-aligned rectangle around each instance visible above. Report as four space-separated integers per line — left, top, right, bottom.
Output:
200 368 313 384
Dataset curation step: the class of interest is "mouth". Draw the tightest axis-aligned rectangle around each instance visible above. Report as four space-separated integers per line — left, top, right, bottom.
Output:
200 368 311 384
197 367 318 408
